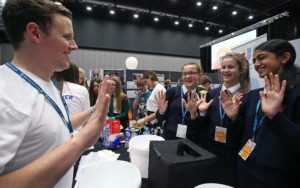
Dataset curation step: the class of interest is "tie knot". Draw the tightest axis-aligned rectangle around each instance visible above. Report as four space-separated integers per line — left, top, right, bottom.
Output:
184 91 191 100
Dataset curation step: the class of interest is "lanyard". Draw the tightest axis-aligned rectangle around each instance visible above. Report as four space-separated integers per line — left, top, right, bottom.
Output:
219 86 240 126
5 63 73 133
219 102 225 126
252 100 265 139
181 87 188 124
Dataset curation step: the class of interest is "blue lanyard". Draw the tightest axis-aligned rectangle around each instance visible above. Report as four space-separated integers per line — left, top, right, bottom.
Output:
181 87 188 124
252 100 265 139
219 102 225 126
218 86 240 126
5 63 73 133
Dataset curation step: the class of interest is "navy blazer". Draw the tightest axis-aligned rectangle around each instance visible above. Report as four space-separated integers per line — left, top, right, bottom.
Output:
190 87 244 187
237 86 300 188
156 85 201 143
199 87 244 163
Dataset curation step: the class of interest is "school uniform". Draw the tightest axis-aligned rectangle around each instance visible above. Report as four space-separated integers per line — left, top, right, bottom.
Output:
191 84 244 186
236 85 300 188
156 85 201 144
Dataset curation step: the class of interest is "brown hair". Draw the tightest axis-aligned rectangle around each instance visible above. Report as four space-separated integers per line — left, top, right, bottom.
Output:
111 76 125 112
89 78 102 106
52 62 79 92
143 71 158 82
2 0 72 49
200 75 212 85
136 78 147 87
181 62 203 75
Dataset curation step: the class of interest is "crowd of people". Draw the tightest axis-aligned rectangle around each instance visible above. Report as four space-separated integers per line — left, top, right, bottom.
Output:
0 0 299 188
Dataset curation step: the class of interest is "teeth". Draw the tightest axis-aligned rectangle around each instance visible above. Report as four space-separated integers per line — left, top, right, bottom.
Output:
258 68 264 72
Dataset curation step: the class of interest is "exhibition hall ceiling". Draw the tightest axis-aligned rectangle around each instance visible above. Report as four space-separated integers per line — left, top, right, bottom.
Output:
60 0 295 37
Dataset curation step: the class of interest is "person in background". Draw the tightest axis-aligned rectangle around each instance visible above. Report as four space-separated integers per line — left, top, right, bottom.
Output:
133 78 151 119
89 77 102 106
137 71 166 135
198 74 212 92
222 39 300 187
52 62 91 134
107 76 130 128
177 78 182 86
155 62 203 143
164 79 172 90
0 1 111 187
79 67 88 88
53 62 90 116
119 75 127 93
189 52 250 186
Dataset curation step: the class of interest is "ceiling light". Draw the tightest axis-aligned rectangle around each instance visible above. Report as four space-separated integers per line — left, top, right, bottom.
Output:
219 29 223 33
174 20 180 25
109 10 115 15
154 17 159 22
232 11 237 15
212 6 218 10
196 1 202 6
133 13 139 19
205 26 209 30
188 23 193 28
248 15 254 20
86 6 92 11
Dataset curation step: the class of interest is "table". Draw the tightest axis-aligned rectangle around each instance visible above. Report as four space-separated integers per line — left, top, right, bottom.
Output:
75 141 149 188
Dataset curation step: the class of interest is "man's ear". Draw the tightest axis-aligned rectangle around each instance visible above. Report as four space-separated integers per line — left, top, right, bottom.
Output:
25 22 41 43
281 52 292 65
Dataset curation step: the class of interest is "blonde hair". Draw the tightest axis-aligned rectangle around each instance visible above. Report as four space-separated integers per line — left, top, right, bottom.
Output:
181 62 203 75
111 76 124 112
220 52 250 94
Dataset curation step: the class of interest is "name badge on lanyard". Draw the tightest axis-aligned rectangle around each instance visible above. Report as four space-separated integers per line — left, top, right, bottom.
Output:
177 87 188 138
239 100 264 161
215 101 227 143
176 124 187 138
215 126 227 143
239 139 256 161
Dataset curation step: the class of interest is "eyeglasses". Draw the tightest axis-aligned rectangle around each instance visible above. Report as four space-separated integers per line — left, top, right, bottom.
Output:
182 72 199 77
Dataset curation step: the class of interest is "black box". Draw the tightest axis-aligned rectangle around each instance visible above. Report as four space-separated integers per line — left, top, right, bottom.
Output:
148 139 217 188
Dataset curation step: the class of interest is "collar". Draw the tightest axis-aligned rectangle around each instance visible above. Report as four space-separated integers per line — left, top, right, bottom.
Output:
221 83 241 94
182 85 196 94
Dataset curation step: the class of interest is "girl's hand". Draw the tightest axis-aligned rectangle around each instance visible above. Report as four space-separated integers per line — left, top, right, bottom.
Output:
220 90 243 121
260 73 286 119
155 90 168 114
198 93 213 113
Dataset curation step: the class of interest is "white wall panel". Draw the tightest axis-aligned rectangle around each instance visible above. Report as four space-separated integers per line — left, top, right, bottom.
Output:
70 48 200 73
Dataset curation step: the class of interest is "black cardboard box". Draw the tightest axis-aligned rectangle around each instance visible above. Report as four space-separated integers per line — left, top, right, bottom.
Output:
148 139 217 188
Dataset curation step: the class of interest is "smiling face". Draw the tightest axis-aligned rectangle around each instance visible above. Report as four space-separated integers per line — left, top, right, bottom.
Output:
253 50 286 78
40 14 78 72
220 57 241 88
181 64 201 90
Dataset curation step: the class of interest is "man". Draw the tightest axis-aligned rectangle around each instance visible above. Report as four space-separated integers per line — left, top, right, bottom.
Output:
0 0 111 187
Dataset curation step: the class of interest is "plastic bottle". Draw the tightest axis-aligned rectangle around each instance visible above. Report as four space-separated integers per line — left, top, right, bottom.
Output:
143 127 150 135
124 128 130 148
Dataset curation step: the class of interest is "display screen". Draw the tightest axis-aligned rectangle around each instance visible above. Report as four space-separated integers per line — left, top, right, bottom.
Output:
211 30 257 70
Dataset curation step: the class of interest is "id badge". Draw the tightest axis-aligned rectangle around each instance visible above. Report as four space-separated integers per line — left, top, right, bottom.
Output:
215 126 227 143
176 124 187 138
239 139 256 161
